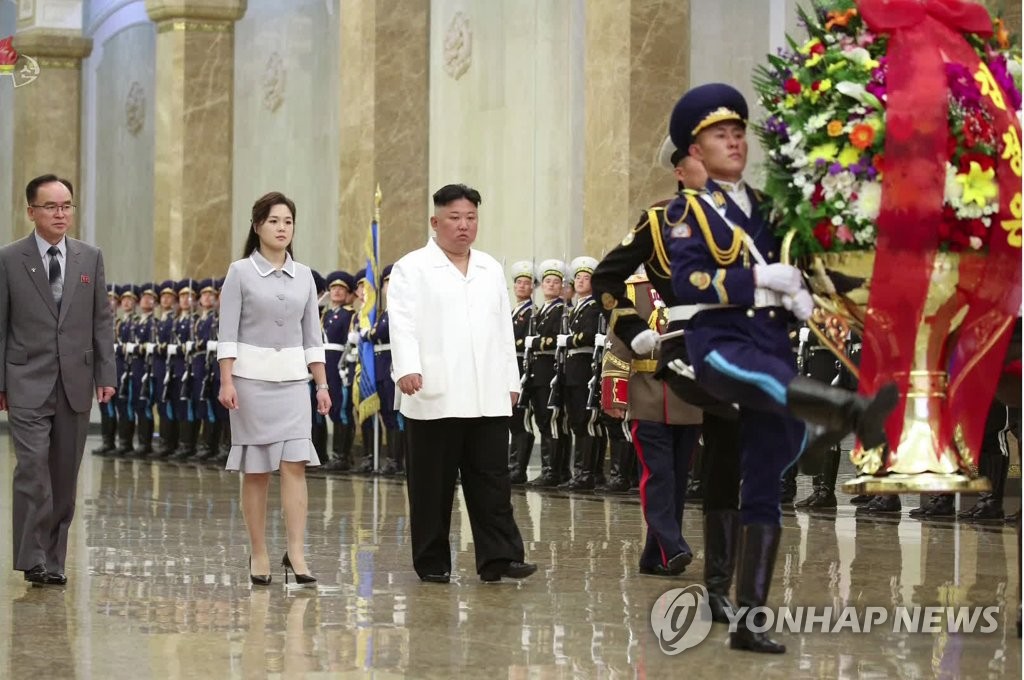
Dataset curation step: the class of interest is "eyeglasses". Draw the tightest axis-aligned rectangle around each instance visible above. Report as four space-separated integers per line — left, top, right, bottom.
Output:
30 203 76 214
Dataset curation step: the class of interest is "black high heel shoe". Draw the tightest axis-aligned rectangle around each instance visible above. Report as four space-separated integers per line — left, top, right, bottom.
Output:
249 556 271 586
282 553 317 587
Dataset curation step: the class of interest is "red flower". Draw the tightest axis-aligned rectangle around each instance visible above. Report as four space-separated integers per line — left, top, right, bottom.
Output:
813 221 834 250
810 42 826 56
946 135 960 159
784 78 802 95
967 219 988 239
811 81 822 91
958 153 994 173
810 184 825 207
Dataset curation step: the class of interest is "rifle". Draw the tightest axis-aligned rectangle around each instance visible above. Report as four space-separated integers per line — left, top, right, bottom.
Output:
546 300 570 438
200 319 218 402
518 303 536 410
585 314 608 437
179 317 195 402
138 330 154 404
117 322 135 400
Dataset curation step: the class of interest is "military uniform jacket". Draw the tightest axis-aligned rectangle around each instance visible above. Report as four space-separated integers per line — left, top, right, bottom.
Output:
512 299 533 378
527 298 565 388
664 181 791 375
565 295 600 387
600 277 701 425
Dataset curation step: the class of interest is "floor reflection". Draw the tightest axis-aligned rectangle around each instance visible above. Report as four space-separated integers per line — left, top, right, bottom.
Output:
0 437 1019 678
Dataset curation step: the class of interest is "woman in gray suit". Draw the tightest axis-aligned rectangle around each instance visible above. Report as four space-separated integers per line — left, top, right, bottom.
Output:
217 192 330 587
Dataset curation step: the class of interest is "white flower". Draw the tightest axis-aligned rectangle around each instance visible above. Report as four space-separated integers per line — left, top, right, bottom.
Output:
854 227 875 245
970 236 983 250
802 181 815 200
806 111 833 132
944 163 963 203
821 171 856 200
844 47 872 66
831 215 843 226
855 181 883 220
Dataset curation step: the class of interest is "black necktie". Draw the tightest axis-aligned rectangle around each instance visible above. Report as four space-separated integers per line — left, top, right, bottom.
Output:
47 245 62 303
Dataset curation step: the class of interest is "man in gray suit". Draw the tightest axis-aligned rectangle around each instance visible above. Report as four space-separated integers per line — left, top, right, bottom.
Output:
0 174 116 586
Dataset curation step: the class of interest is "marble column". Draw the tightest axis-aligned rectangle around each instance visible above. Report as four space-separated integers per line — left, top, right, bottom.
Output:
10 30 92 241
337 0 430 270
581 0 689 256
145 0 246 279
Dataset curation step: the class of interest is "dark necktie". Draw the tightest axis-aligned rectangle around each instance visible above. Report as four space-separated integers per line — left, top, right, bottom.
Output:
47 245 62 304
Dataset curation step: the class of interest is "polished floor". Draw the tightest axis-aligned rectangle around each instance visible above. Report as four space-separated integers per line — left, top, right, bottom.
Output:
0 436 1020 679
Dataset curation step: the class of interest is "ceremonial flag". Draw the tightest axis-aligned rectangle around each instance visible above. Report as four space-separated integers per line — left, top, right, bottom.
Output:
353 199 380 424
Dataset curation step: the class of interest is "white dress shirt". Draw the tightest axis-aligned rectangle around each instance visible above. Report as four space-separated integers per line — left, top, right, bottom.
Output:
389 237 520 420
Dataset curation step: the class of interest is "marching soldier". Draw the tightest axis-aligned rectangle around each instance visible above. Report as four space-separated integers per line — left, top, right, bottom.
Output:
92 283 121 455
601 269 702 574
193 279 220 462
368 264 404 475
508 260 536 484
322 270 356 471
152 280 179 458
112 284 139 455
524 259 567 487
559 256 603 490
662 83 898 653
129 283 159 457
169 279 198 460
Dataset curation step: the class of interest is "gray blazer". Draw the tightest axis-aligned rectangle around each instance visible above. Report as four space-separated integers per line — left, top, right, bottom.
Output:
0 232 116 412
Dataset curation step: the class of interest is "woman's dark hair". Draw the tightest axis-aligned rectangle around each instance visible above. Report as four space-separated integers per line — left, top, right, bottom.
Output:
243 192 297 258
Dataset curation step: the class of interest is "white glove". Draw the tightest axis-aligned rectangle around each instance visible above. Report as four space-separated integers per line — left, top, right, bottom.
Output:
754 263 803 296
784 289 815 321
556 334 569 348
667 358 696 380
594 333 607 348
167 344 178 357
798 327 810 343
125 342 137 354
206 341 218 353
630 329 659 355
524 335 537 349
347 331 360 345
185 341 195 353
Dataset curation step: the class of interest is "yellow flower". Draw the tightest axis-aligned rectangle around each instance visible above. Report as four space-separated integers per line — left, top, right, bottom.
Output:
809 143 839 164
827 60 847 74
827 120 844 137
805 52 824 68
784 94 798 108
955 162 998 207
817 79 832 92
799 38 822 55
837 145 860 167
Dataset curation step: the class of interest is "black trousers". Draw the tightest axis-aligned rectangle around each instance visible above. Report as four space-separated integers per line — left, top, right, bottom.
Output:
701 411 742 514
406 416 526 576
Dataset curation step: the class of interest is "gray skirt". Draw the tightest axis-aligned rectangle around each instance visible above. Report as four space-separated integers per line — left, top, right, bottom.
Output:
225 377 321 474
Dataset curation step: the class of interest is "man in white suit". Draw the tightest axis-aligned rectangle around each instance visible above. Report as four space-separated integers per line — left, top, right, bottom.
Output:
389 183 537 584
0 174 117 586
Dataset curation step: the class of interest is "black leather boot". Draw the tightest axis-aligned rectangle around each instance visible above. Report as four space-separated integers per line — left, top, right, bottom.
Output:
704 510 740 624
153 417 178 458
687 443 704 499
566 435 596 490
780 466 797 505
730 523 786 654
93 409 118 455
510 432 533 485
194 420 213 459
170 422 198 460
600 439 633 493
380 431 401 476
323 425 351 472
195 420 221 463
593 435 607 487
786 376 898 458
132 417 154 457
960 447 1008 521
113 419 135 456
528 436 559 487
557 431 572 483
797 447 839 508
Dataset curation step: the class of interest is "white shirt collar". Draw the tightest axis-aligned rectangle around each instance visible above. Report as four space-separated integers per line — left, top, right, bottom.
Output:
426 237 486 275
249 249 296 277
35 231 66 260
712 178 746 194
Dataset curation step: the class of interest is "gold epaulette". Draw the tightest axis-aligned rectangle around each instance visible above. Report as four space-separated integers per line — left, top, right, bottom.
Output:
602 351 631 379
682 193 744 266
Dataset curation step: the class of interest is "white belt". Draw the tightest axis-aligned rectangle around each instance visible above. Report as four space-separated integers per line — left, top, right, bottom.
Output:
324 343 346 352
535 350 555 356
373 343 391 353
568 348 594 356
666 290 785 322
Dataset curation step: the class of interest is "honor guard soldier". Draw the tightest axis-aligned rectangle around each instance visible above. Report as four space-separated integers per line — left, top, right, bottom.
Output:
92 284 121 455
793 327 843 509
152 280 179 457
347 268 376 473
321 270 356 471
112 284 139 455
169 279 199 460
209 277 232 465
523 259 567 487
508 260 536 484
559 256 603 490
367 264 404 475
601 269 702 574
192 279 220 462
591 136 742 616
129 283 159 457
663 83 898 653
307 270 330 462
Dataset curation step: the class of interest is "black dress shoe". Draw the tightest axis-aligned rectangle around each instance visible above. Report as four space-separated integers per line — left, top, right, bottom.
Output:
419 572 451 584
47 572 67 586
863 495 901 513
480 560 538 582
850 494 874 505
23 565 48 584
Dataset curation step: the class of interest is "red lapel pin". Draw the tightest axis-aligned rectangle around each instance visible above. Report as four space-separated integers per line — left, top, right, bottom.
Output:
81 274 90 284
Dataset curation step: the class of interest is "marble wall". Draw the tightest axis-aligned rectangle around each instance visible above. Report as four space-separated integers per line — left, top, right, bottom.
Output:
92 21 155 284
232 0 340 274
428 0 581 267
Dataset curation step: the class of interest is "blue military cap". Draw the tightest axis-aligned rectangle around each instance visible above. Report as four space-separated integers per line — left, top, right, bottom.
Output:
198 278 216 294
177 279 195 295
327 270 355 291
311 270 327 295
107 283 118 298
668 83 748 152
123 284 139 300
381 264 394 282
354 268 367 283
140 282 157 298
214 277 225 291
159 279 177 296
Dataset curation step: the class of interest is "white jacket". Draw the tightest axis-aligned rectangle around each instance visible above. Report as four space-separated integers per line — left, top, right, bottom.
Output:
389 238 520 420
